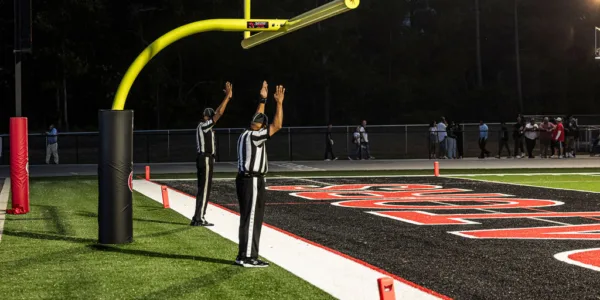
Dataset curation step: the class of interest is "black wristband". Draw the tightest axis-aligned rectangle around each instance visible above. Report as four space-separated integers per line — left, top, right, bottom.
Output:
259 98 267 104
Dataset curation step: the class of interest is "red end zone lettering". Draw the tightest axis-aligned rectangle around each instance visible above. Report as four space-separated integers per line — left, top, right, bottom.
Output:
267 184 442 192
554 248 600 272
371 211 600 225
450 224 600 240
292 189 507 200
333 198 562 210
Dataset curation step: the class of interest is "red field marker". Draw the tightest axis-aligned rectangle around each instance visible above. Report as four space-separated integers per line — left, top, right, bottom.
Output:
377 277 396 300
161 186 170 208
434 161 440 177
145 166 150 180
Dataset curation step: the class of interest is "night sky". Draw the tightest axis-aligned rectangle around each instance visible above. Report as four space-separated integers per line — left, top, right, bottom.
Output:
1 0 600 133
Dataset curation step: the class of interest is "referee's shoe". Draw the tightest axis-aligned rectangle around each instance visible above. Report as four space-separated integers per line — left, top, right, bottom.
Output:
235 256 270 268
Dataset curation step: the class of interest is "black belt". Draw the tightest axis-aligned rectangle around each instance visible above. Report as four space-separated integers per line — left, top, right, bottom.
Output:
237 172 265 178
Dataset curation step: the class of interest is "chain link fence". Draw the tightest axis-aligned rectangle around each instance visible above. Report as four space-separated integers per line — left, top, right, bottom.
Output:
1 123 599 165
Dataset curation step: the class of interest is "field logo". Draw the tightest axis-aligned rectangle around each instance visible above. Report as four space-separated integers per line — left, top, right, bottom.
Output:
268 182 600 270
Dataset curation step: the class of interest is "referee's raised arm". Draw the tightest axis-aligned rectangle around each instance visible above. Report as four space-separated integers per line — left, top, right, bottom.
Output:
212 81 233 123
268 84 285 136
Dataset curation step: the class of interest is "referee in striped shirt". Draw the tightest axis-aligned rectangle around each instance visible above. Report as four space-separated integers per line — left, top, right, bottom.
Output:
234 81 285 268
191 81 233 227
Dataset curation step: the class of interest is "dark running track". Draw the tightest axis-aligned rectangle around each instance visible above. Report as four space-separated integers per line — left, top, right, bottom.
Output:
156 177 600 300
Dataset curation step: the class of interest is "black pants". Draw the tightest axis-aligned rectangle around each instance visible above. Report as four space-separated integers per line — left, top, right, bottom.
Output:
478 138 490 158
525 138 536 158
514 137 524 156
236 174 266 259
192 154 214 222
498 139 511 156
324 142 336 159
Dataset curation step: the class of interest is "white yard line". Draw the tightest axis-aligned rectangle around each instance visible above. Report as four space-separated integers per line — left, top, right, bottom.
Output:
0 178 10 243
133 179 447 300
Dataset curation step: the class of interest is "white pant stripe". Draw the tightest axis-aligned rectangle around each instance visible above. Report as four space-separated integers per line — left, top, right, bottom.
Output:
246 177 258 257
199 156 210 221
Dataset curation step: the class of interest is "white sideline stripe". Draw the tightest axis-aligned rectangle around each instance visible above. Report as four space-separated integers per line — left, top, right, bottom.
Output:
554 248 600 272
132 179 444 300
0 178 10 243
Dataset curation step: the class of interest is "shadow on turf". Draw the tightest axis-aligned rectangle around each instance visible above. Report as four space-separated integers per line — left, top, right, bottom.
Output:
88 244 235 265
76 211 188 226
133 266 244 300
2 229 96 243
3 230 236 267
33 205 72 235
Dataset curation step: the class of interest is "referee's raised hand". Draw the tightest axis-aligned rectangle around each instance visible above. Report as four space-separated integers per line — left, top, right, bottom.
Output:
223 81 233 99
274 85 285 104
260 81 268 99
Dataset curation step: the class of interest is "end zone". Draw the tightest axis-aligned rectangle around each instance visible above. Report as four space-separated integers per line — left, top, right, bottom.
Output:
132 179 450 300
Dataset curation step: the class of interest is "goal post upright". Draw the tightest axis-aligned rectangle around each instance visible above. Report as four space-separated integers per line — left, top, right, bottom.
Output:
98 0 360 245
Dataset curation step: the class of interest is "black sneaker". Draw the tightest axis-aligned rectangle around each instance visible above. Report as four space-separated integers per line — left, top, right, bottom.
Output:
235 258 270 268
190 220 214 227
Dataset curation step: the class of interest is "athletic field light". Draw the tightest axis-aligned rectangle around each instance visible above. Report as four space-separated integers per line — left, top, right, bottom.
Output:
98 0 359 245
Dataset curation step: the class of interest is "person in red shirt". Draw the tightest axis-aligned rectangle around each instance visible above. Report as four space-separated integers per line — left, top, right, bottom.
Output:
552 117 565 158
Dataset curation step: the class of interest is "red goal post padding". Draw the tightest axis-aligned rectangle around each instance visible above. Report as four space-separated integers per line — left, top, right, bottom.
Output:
8 117 29 214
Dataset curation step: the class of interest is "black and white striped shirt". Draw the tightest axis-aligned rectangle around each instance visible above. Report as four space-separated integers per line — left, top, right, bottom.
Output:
196 119 216 155
237 127 270 175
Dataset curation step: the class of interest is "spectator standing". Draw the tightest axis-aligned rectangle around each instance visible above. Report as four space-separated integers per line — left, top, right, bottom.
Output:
324 124 338 161
349 126 362 160
591 132 600 156
359 120 374 159
455 122 464 159
429 121 438 159
524 118 538 159
552 117 565 158
46 124 59 164
478 120 490 158
437 117 447 159
446 121 457 159
565 116 579 158
538 117 554 158
496 121 511 158
512 116 525 158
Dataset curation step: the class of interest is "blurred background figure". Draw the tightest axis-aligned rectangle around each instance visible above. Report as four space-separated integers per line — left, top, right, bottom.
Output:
524 118 538 159
446 121 457 159
539 117 554 158
565 115 579 158
324 124 338 161
513 116 525 158
429 121 438 159
46 124 59 164
496 121 511 158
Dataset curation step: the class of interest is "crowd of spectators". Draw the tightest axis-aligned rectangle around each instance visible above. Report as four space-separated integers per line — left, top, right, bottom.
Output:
429 114 582 159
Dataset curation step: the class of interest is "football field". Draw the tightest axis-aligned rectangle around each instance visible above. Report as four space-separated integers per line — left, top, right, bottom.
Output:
2 170 600 299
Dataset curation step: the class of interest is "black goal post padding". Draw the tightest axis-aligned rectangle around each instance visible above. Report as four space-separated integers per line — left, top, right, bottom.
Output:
98 109 134 244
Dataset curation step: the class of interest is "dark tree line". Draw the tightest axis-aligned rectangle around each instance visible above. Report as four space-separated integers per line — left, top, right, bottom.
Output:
1 0 600 133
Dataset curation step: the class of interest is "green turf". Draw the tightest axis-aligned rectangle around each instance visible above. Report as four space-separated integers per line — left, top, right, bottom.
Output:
0 179 333 300
455 174 600 192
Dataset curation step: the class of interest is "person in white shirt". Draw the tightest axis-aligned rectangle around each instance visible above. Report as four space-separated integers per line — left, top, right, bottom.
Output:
524 118 539 158
349 126 362 160
359 120 374 159
429 121 438 159
436 117 447 159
